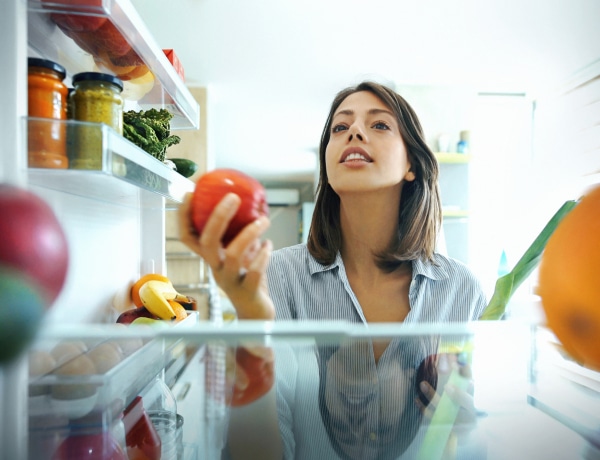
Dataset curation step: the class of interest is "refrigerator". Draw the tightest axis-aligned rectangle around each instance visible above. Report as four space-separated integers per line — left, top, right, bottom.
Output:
1 0 204 457
2 1 600 459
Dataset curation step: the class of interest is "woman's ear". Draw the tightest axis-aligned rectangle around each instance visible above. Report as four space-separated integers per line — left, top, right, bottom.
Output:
405 170 415 182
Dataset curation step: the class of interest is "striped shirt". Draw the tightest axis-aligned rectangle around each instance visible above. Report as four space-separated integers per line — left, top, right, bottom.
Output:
267 244 487 323
266 244 487 459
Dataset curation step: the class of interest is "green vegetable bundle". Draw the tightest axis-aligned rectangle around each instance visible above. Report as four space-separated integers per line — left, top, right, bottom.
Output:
123 108 181 162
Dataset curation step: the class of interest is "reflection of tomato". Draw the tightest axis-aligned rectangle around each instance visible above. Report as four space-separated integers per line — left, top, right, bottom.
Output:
42 0 107 32
61 21 131 58
49 12 107 32
63 28 101 55
231 347 274 407
94 21 132 57
93 49 149 81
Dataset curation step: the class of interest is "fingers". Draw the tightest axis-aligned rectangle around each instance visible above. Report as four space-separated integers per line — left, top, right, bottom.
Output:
177 191 273 320
416 380 439 419
241 239 272 291
216 216 270 280
198 193 242 267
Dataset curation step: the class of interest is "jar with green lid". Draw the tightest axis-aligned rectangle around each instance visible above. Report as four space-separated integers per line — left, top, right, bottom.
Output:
69 72 124 170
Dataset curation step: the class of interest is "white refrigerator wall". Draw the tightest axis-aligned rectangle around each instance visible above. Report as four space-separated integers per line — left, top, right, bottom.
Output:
0 1 171 456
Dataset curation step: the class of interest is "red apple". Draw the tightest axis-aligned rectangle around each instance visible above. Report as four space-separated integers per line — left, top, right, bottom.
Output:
0 184 69 306
191 169 269 246
116 307 158 325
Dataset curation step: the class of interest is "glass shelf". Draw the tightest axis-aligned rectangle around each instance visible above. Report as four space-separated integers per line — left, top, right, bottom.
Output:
26 0 199 130
528 325 600 448
26 117 195 207
435 152 472 163
442 209 469 218
31 320 599 459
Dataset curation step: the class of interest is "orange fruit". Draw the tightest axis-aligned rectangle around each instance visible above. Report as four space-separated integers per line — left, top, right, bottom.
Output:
131 274 170 308
168 300 188 323
538 185 600 371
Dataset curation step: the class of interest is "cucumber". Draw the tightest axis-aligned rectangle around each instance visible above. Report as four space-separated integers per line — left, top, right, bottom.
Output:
169 158 199 178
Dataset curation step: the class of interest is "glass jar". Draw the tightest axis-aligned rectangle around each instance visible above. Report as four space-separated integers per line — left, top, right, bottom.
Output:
69 72 124 170
27 57 69 169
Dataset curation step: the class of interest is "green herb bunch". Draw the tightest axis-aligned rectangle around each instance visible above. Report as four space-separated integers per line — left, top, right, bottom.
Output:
123 108 181 162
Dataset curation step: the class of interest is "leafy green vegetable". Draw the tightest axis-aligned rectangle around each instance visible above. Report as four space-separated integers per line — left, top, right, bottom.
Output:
479 199 578 320
123 108 181 162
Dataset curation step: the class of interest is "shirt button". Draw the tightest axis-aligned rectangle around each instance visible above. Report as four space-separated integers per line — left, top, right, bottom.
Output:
369 432 377 441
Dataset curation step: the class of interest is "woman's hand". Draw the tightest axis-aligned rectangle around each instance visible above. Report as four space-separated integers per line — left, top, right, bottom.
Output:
178 192 275 320
416 353 477 430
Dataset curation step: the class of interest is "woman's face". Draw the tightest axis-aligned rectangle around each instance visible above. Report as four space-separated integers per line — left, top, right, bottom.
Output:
325 91 414 196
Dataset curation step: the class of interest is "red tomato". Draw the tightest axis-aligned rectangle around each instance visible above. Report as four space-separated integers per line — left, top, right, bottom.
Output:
191 169 269 246
0 184 69 306
231 347 275 407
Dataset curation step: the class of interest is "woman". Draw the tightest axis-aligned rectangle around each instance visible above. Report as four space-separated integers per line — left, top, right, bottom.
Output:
180 81 485 325
179 81 486 459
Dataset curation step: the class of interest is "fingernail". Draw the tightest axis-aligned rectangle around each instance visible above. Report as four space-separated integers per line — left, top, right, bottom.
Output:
221 193 238 208
254 216 269 228
420 381 429 393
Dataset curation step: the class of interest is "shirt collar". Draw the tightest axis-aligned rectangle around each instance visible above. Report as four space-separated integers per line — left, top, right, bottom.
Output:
307 251 342 275
308 250 449 281
412 254 450 281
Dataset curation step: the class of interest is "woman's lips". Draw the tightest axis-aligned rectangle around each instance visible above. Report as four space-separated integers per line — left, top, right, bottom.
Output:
340 148 373 163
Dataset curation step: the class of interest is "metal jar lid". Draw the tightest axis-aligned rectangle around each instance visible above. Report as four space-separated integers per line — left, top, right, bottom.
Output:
72 72 124 92
28 57 67 80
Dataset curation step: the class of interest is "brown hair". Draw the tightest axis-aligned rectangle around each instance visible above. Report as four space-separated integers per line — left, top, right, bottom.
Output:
307 81 442 272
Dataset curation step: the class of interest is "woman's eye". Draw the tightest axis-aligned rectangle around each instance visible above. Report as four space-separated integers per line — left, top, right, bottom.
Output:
373 121 390 130
332 124 348 133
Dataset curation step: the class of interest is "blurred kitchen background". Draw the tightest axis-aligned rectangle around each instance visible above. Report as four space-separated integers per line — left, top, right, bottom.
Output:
132 0 600 301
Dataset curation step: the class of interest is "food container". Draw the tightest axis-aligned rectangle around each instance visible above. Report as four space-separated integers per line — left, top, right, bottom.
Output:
123 396 161 460
68 72 124 170
27 57 69 169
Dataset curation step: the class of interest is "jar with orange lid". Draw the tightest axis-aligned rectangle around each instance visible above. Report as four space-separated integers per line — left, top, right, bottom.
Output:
27 57 69 169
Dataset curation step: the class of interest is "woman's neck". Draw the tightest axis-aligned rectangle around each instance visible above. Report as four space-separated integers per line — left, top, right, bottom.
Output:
338 190 400 274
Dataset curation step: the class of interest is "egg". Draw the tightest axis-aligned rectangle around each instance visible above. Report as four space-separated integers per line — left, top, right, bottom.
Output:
51 354 97 401
50 341 88 366
87 342 123 374
111 323 144 356
28 350 57 397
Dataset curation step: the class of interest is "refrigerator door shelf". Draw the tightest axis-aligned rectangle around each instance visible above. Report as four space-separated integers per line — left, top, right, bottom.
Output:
26 0 199 130
28 311 200 423
25 117 194 206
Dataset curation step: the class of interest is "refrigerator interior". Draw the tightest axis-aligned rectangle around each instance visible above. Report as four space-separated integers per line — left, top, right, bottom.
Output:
0 0 599 459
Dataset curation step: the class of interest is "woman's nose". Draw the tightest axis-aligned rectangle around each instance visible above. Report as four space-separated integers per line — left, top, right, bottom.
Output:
348 125 364 142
